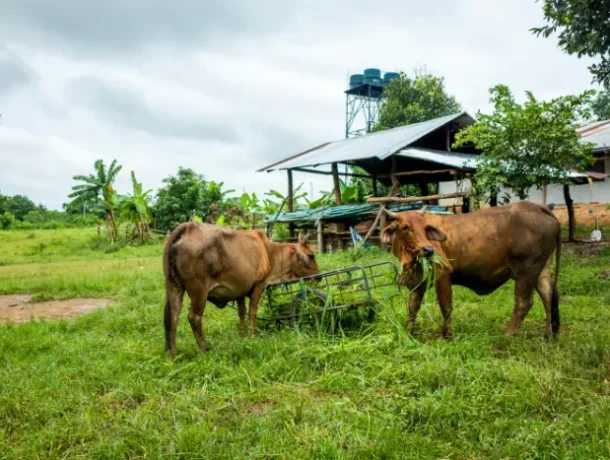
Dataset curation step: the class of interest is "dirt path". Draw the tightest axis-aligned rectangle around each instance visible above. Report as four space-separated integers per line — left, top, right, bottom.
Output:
552 203 610 227
0 295 111 324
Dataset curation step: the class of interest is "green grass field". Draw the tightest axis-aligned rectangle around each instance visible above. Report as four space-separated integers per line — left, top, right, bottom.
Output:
1 228 610 459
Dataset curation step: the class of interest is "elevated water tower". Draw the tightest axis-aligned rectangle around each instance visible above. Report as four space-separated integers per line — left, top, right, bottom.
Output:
345 68 399 138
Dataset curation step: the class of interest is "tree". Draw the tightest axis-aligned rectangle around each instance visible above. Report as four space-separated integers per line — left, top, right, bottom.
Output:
153 168 226 231
453 84 596 240
69 159 122 242
118 171 153 244
532 0 610 87
374 71 462 131
590 89 610 120
5 195 37 220
350 70 461 198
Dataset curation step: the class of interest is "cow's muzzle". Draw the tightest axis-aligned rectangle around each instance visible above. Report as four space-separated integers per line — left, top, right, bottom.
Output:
422 246 434 257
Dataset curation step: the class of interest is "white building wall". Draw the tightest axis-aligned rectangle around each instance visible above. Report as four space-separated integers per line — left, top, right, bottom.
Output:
438 174 610 207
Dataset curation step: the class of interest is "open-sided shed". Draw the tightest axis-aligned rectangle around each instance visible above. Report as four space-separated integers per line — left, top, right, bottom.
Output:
257 111 595 251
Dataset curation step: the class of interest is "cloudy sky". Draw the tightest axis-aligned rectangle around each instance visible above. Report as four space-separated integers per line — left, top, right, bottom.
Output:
0 0 599 209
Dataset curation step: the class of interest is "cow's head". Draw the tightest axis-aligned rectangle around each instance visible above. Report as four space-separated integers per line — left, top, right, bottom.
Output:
287 232 320 280
381 206 446 270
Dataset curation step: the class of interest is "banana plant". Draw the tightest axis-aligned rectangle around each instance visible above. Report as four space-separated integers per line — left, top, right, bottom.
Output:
307 179 365 209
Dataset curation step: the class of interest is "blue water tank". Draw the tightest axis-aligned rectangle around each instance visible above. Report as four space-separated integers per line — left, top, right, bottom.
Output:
363 68 381 78
349 74 364 88
383 72 400 85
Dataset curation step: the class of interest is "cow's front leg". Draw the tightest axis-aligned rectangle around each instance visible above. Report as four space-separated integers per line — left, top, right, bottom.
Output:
435 275 453 338
406 291 423 335
247 282 266 336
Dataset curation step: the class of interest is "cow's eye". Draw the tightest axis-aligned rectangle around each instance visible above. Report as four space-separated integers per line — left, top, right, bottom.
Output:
308 254 315 260
401 225 409 231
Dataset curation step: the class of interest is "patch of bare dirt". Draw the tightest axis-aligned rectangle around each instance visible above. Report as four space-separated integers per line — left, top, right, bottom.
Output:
0 295 111 325
551 203 610 227
563 241 610 257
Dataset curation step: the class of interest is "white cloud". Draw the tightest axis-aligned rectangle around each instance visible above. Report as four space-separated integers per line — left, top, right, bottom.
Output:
0 0 602 210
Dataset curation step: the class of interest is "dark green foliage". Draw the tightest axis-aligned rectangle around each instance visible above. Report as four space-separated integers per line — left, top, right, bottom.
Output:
454 85 596 203
374 71 462 131
590 89 610 120
153 167 225 231
532 0 610 87
0 193 38 220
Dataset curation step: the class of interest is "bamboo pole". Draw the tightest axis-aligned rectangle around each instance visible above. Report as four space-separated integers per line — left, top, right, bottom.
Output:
366 191 467 204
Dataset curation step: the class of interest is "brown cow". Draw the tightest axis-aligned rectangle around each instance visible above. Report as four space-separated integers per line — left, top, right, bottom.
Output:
381 201 561 338
163 222 320 357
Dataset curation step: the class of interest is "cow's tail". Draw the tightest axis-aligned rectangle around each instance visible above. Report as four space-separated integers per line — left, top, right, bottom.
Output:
163 223 188 350
551 226 561 335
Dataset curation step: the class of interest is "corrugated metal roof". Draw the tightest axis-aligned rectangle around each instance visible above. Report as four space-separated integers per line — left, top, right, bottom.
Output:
397 148 478 169
257 111 475 172
577 119 610 152
399 148 590 181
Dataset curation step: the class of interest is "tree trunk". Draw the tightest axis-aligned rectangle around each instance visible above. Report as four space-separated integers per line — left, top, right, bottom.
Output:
331 163 342 205
489 194 498 207
563 184 576 242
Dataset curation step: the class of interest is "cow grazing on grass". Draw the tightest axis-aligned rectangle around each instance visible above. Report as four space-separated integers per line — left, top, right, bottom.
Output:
381 201 561 338
163 223 319 357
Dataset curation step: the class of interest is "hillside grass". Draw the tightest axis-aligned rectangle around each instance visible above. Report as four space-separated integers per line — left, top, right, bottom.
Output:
1 229 610 458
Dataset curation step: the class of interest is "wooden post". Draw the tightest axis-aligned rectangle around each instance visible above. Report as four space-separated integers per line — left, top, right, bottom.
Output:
331 163 342 205
372 175 378 197
331 163 344 249
563 184 575 242
287 169 294 238
462 196 470 214
287 169 294 212
379 210 388 250
389 155 400 195
317 220 325 254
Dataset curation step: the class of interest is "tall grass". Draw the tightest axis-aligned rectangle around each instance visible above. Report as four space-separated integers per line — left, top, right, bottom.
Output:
1 229 610 458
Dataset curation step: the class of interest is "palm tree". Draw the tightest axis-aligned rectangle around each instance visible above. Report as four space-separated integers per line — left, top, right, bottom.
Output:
118 171 153 244
69 159 122 242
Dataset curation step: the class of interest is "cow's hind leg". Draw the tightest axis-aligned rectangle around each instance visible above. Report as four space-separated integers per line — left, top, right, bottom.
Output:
165 285 185 359
536 261 554 338
237 297 247 336
247 282 266 336
187 286 210 351
504 275 537 336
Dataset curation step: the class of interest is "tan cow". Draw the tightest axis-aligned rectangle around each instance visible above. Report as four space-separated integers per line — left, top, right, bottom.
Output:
381 201 561 338
163 222 320 357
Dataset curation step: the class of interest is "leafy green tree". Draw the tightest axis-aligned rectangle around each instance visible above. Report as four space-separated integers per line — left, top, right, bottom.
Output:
350 70 461 198
69 159 122 242
374 71 462 131
118 171 153 244
153 168 227 231
453 84 596 239
5 195 37 220
532 0 610 88
0 190 8 215
590 89 610 120
0 211 15 230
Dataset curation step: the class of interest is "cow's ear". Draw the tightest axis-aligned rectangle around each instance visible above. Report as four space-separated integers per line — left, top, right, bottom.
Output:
381 222 397 243
425 225 447 242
